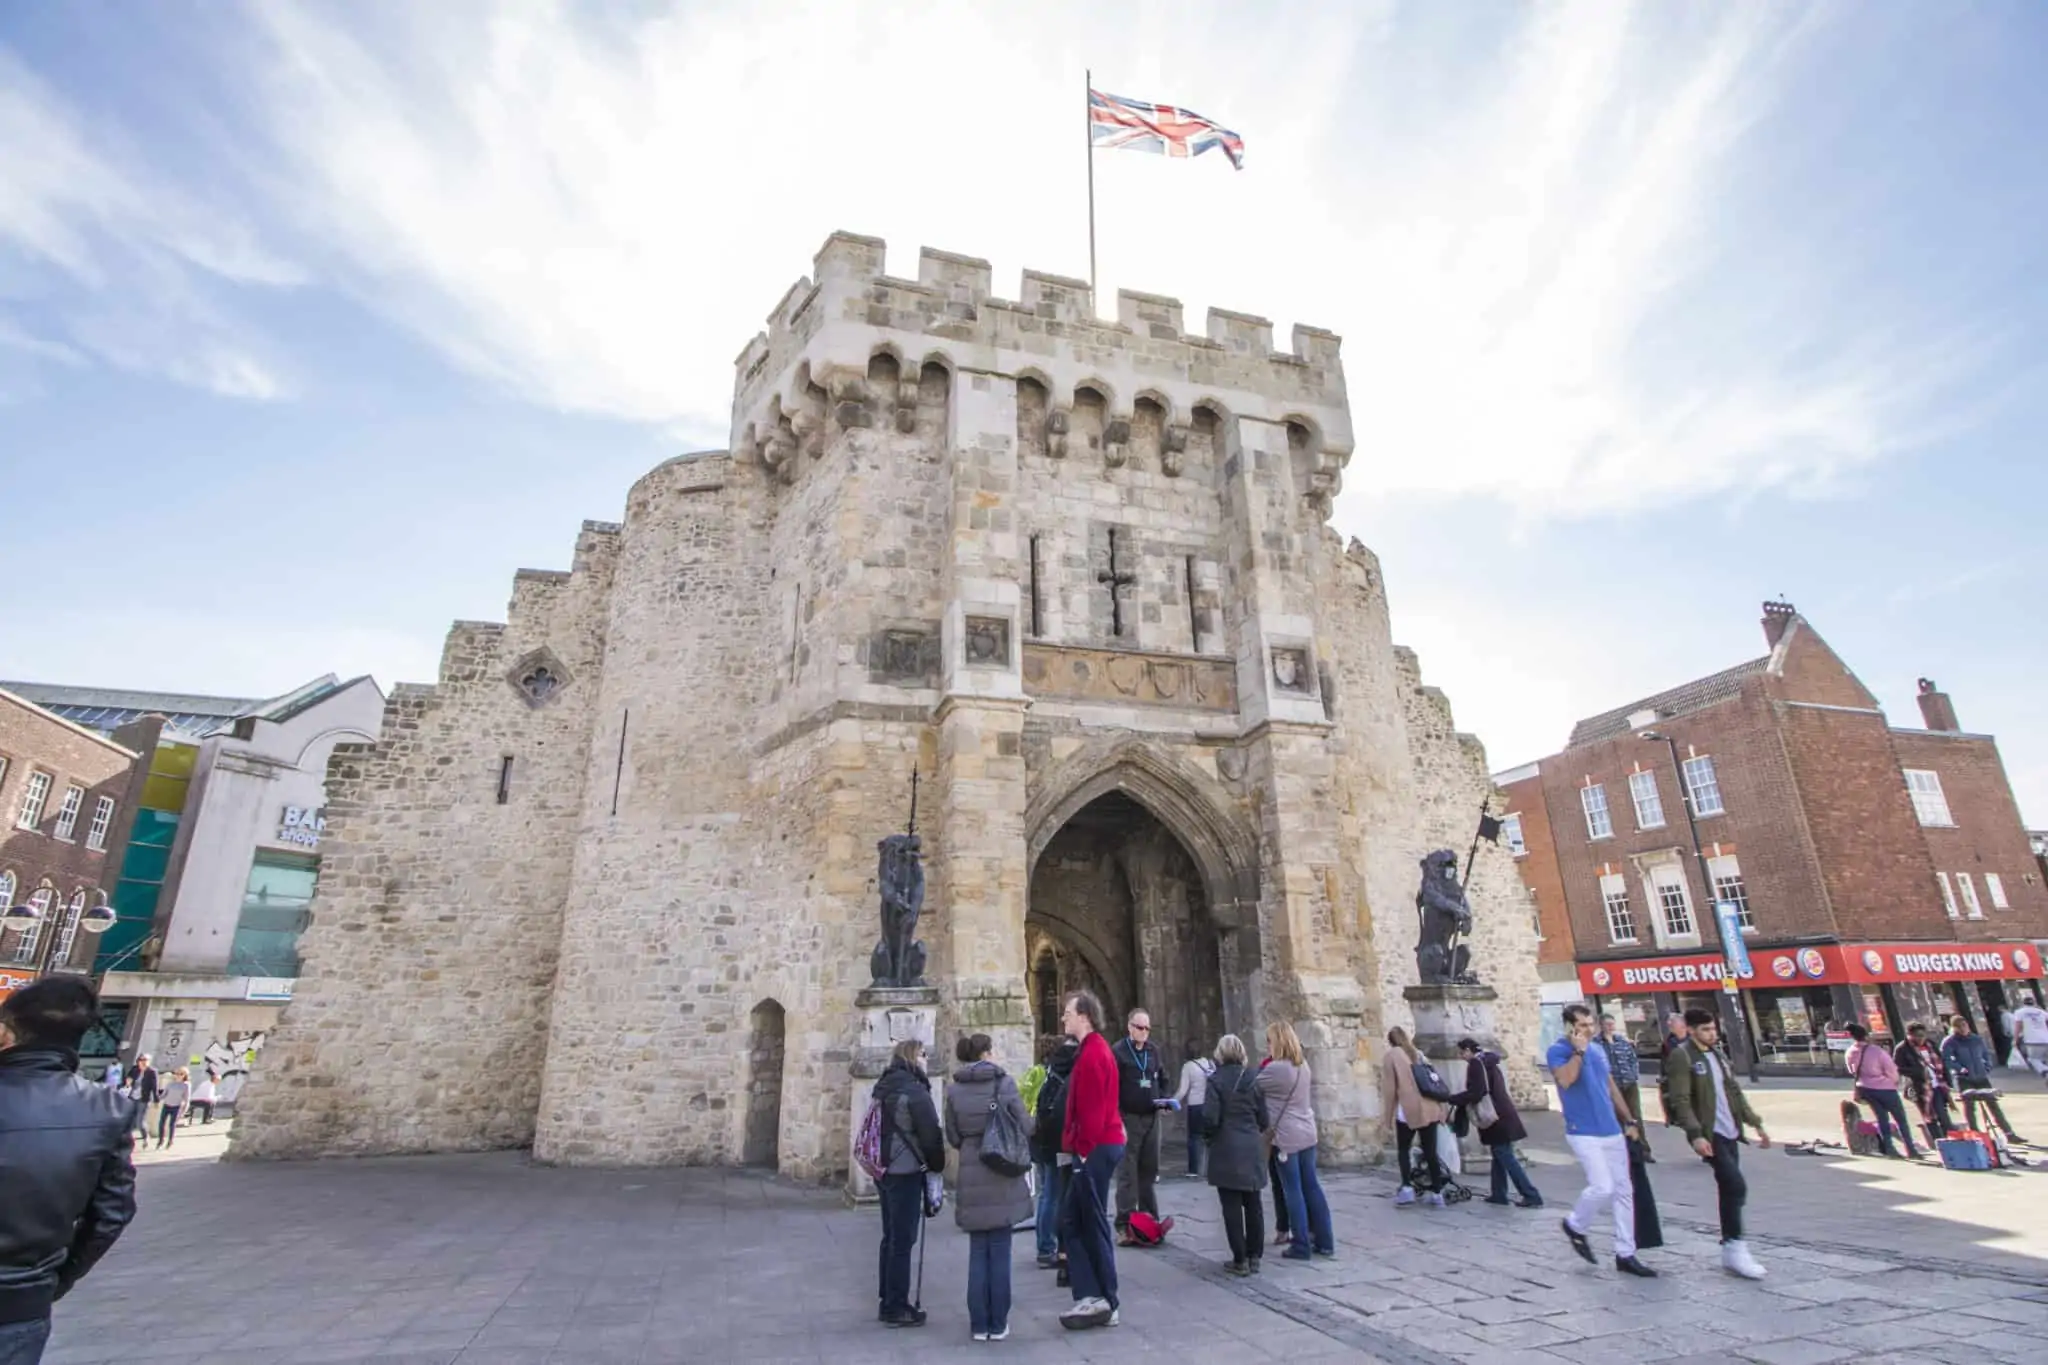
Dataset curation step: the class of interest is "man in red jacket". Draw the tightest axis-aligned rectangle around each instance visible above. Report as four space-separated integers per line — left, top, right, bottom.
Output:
1058 991 1126 1331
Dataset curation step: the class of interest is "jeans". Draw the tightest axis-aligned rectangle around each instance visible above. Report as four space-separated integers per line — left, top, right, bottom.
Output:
876 1173 923 1317
1488 1143 1542 1204
1275 1144 1334 1256
1707 1134 1747 1242
1185 1115 1204 1176
1920 1089 1957 1141
1063 1143 1123 1309
1217 1186 1264 1264
156 1104 183 1146
1565 1132 1636 1258
1857 1087 1918 1156
191 1100 215 1124
1958 1078 2017 1136
0 1318 50 1365
1269 1150 1288 1235
1396 1121 1445 1192
967 1228 1012 1336
1032 1161 1061 1259
1115 1111 1159 1229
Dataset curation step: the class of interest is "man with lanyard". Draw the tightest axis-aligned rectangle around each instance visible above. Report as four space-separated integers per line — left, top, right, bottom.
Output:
1661 1008 1770 1281
1547 1003 1656 1277
1111 1009 1167 1245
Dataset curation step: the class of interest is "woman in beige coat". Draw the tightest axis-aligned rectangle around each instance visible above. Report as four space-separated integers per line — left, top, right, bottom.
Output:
1381 1027 1448 1206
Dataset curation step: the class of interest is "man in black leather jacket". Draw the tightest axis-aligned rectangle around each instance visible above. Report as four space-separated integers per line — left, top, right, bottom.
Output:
0 976 138 1365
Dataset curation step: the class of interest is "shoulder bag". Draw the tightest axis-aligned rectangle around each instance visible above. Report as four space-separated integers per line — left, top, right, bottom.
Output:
979 1080 1032 1179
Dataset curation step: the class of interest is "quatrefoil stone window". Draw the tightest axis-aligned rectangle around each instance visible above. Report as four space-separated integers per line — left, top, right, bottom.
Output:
508 648 573 708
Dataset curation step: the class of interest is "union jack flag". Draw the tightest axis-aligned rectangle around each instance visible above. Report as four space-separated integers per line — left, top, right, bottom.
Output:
1089 88 1244 170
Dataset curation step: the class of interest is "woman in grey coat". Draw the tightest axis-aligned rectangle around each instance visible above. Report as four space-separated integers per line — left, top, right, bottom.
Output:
1199 1034 1271 1276
944 1033 1036 1342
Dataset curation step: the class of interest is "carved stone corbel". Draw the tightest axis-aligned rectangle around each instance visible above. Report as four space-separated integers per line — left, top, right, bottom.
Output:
1162 423 1189 477
1103 416 1132 469
789 406 823 460
825 367 873 430
1045 406 1071 459
761 424 797 484
894 377 919 434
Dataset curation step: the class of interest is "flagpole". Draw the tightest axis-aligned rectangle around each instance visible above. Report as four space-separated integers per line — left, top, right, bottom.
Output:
1085 68 1097 304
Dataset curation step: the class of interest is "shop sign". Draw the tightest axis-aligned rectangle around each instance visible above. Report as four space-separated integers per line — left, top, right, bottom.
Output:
276 806 325 849
1585 941 2042 996
244 977 295 1002
0 968 33 1002
1715 902 1753 977
1843 943 2037 983
1578 952 1750 994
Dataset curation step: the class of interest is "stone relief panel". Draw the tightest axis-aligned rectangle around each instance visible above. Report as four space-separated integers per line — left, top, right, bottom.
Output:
1022 643 1236 712
867 627 941 685
1270 647 1314 694
507 647 573 708
964 616 1011 668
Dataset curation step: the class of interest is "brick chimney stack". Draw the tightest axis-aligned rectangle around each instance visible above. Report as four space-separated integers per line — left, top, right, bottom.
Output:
1761 599 1797 648
1916 678 1960 732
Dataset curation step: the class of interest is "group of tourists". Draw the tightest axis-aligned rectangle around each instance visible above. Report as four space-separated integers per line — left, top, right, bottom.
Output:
868 991 1350 1338
99 1053 220 1150
1844 1008 2033 1156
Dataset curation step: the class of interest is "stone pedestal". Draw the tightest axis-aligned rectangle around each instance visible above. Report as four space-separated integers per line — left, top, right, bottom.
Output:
1404 983 1501 1176
846 985 942 1205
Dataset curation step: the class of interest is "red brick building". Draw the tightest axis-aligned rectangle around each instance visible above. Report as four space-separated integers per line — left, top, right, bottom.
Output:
0 687 145 1000
1497 603 2048 1074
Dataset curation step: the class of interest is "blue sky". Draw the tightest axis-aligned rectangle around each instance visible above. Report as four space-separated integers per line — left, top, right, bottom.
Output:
3 2 2044 819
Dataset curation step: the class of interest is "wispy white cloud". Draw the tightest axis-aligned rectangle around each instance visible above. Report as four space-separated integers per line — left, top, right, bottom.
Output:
0 48 296 398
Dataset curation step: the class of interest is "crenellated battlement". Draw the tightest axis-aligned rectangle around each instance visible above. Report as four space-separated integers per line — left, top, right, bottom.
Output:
730 232 1352 481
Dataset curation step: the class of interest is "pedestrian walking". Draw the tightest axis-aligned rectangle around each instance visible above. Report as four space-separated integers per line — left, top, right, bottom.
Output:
1844 1025 1919 1158
1895 1024 1957 1143
944 1033 1035 1343
871 1039 944 1329
1173 1041 1215 1179
189 1070 218 1126
1660 1008 1770 1280
2012 994 2048 1081
1259 1021 1334 1261
1660 1012 1689 1064
1941 1017 2024 1143
0 976 139 1365
154 1068 190 1150
100 1059 121 1092
1198 1034 1270 1277
1597 1016 1646 1157
123 1055 158 1142
1453 1038 1542 1208
1381 1026 1448 1207
1030 1036 1078 1272
1110 1008 1166 1244
1057 991 1125 1332
1548 1003 1656 1277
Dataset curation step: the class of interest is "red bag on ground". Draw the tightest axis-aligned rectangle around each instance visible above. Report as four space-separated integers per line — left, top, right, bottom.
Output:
1125 1212 1175 1245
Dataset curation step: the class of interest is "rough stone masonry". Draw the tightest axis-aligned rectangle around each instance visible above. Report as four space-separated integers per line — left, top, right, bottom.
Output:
231 234 1544 1176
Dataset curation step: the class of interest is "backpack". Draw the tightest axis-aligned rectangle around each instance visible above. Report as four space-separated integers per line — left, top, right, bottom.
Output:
855 1096 889 1182
1412 1058 1454 1103
1125 1211 1175 1246
979 1084 1032 1178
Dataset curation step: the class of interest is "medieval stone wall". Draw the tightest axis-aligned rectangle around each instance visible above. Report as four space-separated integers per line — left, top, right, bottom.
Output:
232 523 619 1158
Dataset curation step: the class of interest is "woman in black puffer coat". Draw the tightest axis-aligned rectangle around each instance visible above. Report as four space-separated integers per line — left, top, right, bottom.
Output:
1200 1034 1271 1276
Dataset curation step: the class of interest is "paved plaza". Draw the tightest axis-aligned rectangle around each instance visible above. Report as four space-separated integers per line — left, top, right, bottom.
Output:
46 1082 2048 1365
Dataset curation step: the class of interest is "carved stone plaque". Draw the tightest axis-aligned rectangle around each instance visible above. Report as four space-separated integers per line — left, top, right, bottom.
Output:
1022 644 1236 712
964 615 1010 667
869 628 938 683
1271 647 1313 693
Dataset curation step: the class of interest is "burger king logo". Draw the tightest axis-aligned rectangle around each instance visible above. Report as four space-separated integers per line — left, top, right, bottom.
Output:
1771 955 1796 980
1861 949 1884 974
1798 948 1828 979
2017 948 2034 973
1591 967 1612 989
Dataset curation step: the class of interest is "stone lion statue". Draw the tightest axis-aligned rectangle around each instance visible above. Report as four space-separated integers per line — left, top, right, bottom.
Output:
1414 849 1477 985
869 833 927 988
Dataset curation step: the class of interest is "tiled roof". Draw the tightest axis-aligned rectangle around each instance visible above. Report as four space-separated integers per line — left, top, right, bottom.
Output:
1566 657 1769 749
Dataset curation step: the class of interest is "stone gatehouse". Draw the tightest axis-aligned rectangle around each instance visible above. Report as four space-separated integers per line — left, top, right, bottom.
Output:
231 233 1543 1175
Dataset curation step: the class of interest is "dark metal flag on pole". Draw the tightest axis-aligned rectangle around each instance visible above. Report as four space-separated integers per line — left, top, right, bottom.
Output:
1461 798 1497 887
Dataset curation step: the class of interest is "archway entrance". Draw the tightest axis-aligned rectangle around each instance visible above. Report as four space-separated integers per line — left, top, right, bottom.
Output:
743 999 785 1168
1025 791 1230 1072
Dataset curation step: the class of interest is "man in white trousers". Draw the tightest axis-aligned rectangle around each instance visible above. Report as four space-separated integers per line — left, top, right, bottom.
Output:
1547 1002 1656 1278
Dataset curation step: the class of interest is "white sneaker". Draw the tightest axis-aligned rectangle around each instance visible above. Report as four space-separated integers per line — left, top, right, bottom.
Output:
1394 1185 1416 1206
988 1325 1010 1341
1059 1297 1107 1327
1424 1191 1446 1208
1106 1306 1120 1327
972 1332 989 1341
1722 1240 1766 1280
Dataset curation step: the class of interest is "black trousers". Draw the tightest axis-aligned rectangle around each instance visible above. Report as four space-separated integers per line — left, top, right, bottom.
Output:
1217 1187 1265 1264
1396 1121 1446 1191
1707 1134 1746 1243
1269 1150 1288 1234
876 1173 923 1316
1957 1077 2016 1137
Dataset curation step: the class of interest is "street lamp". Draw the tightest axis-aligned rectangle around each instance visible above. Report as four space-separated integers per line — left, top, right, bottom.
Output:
1 891 117 976
1640 730 1759 1081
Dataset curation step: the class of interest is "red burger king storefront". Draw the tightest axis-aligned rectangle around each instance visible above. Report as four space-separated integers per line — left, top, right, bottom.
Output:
1580 941 2045 1077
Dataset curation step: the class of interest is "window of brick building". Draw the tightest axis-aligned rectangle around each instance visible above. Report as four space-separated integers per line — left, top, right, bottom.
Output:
1681 755 1724 816
8 884 53 964
1985 873 2010 910
85 797 115 851
48 890 85 968
1502 812 1526 856
1955 872 1984 920
52 785 83 841
0 871 13 913
1937 871 1958 918
1600 873 1637 944
0 757 8 789
1651 865 1697 939
1628 770 1665 829
16 772 52 830
1707 854 1754 930
1904 769 1953 827
1582 783 1613 840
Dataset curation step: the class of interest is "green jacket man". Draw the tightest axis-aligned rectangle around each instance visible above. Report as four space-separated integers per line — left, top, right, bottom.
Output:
1660 1037 1765 1148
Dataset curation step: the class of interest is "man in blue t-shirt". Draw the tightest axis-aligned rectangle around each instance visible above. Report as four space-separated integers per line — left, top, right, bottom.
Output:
1547 1002 1655 1278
